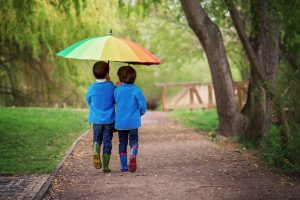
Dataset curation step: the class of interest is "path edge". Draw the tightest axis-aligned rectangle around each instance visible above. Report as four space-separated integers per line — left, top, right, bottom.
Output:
34 129 91 200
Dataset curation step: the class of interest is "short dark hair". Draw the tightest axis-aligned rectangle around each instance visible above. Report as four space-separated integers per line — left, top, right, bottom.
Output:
117 66 136 84
93 61 109 79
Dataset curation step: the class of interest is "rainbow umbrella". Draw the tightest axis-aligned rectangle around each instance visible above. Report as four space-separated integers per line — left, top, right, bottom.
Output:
56 34 160 65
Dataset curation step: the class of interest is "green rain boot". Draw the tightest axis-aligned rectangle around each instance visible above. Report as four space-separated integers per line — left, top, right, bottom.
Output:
92 142 102 169
102 153 111 173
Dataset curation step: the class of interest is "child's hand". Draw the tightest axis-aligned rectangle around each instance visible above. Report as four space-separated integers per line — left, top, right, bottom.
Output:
115 80 121 86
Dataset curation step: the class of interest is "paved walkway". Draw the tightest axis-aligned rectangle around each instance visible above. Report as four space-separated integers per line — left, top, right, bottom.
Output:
43 112 300 200
0 174 49 200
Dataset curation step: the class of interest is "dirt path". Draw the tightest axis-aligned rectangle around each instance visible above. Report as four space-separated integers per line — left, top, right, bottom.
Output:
44 112 300 200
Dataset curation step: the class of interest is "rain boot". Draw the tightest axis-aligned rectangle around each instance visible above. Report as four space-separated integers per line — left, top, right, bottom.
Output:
120 153 128 172
92 142 102 169
102 153 111 173
129 146 138 172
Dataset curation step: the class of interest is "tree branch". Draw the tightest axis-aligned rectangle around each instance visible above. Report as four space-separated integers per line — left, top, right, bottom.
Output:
224 0 266 82
180 0 209 43
0 87 30 99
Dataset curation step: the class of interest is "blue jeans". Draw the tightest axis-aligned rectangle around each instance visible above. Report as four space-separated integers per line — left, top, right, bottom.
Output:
118 129 139 154
93 123 114 154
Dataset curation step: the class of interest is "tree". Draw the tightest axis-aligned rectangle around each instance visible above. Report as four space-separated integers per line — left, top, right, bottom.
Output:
180 0 247 136
224 0 281 140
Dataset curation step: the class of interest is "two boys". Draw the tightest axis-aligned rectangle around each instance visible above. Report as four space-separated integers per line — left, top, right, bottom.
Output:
86 61 146 173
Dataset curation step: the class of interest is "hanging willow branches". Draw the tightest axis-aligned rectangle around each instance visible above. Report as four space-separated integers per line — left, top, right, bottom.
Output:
0 0 111 107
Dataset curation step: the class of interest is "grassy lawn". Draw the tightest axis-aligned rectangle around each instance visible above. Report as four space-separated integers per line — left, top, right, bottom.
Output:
0 107 89 175
171 109 218 132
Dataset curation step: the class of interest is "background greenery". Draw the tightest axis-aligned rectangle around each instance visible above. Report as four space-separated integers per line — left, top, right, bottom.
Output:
0 0 244 108
172 109 218 132
0 107 89 174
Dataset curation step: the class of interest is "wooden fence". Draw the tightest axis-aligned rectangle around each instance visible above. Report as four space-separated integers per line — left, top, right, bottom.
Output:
154 81 248 111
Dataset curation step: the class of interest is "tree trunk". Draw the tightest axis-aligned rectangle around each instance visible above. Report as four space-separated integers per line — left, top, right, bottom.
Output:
243 0 280 140
1 64 19 105
180 0 247 136
225 0 280 140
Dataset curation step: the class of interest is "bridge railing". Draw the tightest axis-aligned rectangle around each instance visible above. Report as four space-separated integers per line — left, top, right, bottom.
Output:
154 81 248 111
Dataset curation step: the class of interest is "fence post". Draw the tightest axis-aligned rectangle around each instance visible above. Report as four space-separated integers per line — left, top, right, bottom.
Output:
162 86 167 111
189 87 194 111
208 84 213 108
237 86 242 111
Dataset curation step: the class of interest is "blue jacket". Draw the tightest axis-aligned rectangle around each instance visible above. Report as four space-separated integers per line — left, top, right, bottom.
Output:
114 84 146 130
86 81 115 124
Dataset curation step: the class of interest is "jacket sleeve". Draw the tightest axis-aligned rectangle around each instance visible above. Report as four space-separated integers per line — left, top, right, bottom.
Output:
136 89 146 116
86 87 91 107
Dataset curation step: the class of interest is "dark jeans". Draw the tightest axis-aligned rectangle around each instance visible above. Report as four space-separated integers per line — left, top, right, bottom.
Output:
118 129 139 154
93 123 114 154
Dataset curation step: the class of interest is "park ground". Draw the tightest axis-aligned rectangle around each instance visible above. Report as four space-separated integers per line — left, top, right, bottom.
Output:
44 112 300 200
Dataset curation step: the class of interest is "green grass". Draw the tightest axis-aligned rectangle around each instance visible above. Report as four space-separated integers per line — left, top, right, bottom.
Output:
0 107 89 175
171 109 218 132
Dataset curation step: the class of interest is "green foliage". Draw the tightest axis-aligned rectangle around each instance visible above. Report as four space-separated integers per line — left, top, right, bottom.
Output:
0 0 209 107
0 0 119 107
0 107 89 174
265 58 300 174
275 0 300 69
171 109 218 132
0 0 246 107
263 0 300 169
229 121 300 174
261 125 300 173
118 0 162 17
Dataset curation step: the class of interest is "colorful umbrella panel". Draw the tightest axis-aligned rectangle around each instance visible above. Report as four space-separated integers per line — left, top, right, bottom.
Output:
57 35 160 65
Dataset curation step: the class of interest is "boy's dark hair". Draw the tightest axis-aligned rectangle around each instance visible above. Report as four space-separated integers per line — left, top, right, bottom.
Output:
117 66 136 84
93 61 109 79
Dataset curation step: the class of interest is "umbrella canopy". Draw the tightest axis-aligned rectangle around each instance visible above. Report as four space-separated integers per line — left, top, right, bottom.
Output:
56 35 160 65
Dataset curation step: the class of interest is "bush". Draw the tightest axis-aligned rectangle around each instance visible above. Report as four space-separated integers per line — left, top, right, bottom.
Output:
261 124 300 173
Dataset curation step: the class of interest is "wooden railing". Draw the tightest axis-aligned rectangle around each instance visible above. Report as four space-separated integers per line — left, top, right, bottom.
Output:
154 81 248 111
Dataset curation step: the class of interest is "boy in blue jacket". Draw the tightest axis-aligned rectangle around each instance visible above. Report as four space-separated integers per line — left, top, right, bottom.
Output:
86 61 115 173
114 66 146 172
